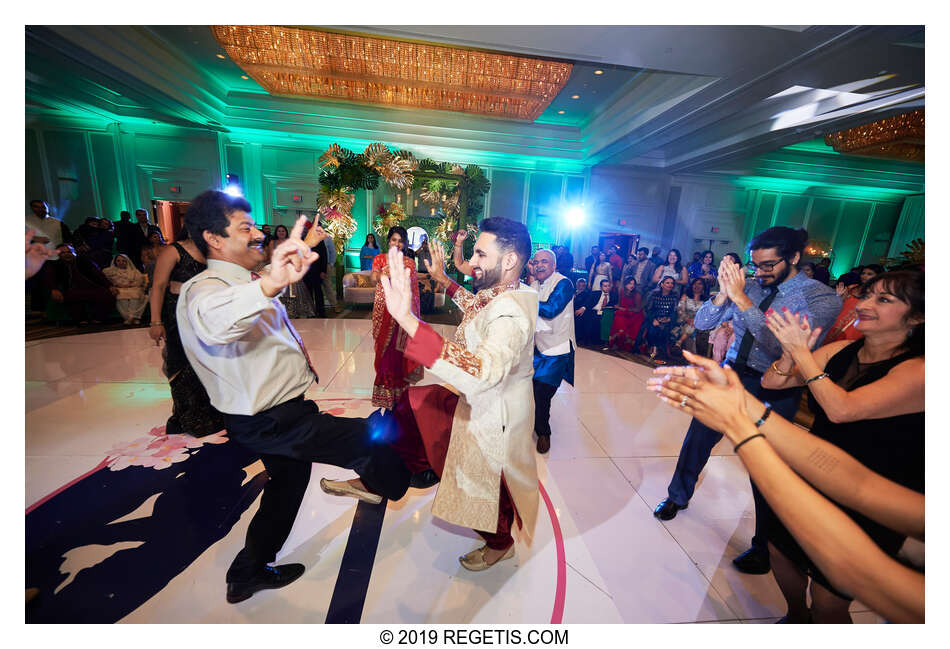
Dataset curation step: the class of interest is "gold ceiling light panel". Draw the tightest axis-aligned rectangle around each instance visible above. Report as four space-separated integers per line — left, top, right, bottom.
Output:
210 25 573 121
824 109 924 162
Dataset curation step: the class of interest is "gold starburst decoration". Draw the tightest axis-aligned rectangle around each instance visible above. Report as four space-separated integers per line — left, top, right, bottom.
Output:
362 142 392 169
379 156 414 190
319 208 358 255
318 144 342 169
440 192 460 217
374 201 408 238
316 186 356 216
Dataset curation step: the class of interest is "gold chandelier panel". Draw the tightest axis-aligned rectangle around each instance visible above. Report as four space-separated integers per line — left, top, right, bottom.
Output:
211 26 573 121
825 109 924 162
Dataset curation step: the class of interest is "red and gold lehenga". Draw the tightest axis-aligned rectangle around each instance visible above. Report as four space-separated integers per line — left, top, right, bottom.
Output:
371 253 424 408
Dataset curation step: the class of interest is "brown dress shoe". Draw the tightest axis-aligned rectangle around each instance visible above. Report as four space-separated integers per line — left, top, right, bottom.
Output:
536 435 551 454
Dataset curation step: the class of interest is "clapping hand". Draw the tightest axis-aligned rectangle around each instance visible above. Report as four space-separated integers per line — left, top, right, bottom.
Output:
423 241 450 286
647 351 751 438
717 256 745 301
261 216 319 296
380 245 414 325
25 228 52 279
765 308 822 354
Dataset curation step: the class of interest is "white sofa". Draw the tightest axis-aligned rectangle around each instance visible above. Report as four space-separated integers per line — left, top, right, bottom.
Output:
342 270 376 304
342 271 446 308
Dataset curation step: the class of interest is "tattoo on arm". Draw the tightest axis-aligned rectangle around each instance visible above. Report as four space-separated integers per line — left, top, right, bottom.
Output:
806 447 840 474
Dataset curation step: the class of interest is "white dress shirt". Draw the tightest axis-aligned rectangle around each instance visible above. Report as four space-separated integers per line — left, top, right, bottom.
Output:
593 291 609 315
176 259 315 416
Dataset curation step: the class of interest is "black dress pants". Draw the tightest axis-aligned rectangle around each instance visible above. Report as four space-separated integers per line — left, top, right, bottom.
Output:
223 397 411 581
304 271 326 317
533 380 559 438
666 369 802 552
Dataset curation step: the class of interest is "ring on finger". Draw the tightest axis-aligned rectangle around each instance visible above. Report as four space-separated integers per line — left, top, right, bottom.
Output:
680 396 688 408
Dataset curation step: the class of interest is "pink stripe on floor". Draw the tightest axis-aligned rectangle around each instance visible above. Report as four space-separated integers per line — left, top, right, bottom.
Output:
26 457 111 515
538 480 567 624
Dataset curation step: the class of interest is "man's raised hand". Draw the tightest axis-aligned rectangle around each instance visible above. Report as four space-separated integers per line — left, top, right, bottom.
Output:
424 243 450 286
260 215 319 297
380 245 413 324
303 222 329 248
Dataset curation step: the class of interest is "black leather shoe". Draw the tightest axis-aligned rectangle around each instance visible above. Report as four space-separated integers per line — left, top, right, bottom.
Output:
732 548 771 574
226 563 305 604
409 468 440 489
536 435 551 454
653 497 686 521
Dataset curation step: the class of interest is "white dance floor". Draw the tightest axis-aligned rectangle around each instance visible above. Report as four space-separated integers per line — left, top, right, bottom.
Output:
25 318 882 623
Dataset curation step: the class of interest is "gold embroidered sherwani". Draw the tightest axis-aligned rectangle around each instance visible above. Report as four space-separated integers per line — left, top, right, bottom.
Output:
405 280 540 540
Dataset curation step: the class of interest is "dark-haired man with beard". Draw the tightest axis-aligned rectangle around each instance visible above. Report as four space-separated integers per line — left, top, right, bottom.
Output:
653 226 841 576
323 217 541 572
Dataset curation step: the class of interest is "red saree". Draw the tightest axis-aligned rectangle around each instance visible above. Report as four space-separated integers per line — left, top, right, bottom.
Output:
371 253 424 408
608 290 645 352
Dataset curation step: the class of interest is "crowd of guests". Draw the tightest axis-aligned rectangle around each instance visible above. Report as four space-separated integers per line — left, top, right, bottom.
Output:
26 200 343 326
26 202 923 621
567 241 896 367
644 226 924 624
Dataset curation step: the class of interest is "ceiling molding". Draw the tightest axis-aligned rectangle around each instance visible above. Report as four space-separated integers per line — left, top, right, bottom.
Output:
25 25 923 176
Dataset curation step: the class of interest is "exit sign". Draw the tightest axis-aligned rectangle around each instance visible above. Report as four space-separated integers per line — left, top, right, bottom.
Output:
292 194 303 203
711 226 719 233
169 185 181 194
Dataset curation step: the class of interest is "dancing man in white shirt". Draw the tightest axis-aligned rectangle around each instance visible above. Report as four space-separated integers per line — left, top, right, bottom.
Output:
177 190 412 604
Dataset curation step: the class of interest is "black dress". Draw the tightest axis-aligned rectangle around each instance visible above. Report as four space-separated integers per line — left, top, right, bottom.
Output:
768 339 924 599
162 242 224 437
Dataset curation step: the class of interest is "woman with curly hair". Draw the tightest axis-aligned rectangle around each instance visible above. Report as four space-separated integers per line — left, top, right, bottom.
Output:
672 277 709 353
723 268 925 623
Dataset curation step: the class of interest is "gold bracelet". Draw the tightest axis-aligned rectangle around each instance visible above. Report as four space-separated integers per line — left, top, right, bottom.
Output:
769 360 794 376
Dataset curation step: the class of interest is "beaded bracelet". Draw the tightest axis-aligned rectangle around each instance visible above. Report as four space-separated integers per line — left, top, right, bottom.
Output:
754 402 773 428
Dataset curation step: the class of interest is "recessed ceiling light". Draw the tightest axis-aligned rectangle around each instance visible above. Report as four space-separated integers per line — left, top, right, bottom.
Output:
557 110 565 114
571 94 580 99
216 54 227 59
241 75 249 79
594 69 604 75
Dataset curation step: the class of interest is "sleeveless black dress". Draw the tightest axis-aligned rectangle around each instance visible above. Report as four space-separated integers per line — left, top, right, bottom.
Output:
161 243 224 437
768 339 924 599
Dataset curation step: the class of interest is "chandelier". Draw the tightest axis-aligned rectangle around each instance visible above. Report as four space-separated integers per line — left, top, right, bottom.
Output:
210 26 573 121
824 109 924 162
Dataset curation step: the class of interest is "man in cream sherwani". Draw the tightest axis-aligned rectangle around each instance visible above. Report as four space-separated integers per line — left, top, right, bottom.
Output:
322 217 539 571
